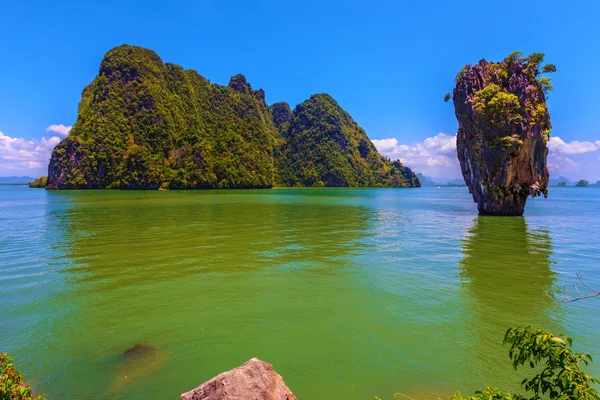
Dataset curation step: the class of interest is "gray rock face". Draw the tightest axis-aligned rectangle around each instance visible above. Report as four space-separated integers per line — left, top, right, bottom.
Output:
181 358 296 400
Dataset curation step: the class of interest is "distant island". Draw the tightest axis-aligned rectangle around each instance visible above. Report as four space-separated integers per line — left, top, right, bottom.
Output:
416 173 466 187
550 175 574 186
574 179 600 188
28 176 47 188
552 177 599 187
46 45 419 190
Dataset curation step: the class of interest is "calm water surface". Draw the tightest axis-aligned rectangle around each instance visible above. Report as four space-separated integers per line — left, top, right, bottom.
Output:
1 186 599 399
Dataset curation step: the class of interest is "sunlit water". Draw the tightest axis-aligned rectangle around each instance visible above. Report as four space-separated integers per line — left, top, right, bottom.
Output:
1 186 599 399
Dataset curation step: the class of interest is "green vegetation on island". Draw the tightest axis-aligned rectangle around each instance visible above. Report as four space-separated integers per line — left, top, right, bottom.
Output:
576 180 589 187
27 176 47 188
47 45 419 190
275 94 419 187
48 46 276 190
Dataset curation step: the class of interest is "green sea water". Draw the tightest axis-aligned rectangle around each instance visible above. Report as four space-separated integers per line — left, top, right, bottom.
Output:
1 186 599 399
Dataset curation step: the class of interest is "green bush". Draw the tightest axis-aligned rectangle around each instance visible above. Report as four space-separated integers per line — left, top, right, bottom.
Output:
377 327 599 400
504 327 598 399
0 353 45 400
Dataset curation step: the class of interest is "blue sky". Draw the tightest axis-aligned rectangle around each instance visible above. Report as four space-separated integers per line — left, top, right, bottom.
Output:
1 0 599 181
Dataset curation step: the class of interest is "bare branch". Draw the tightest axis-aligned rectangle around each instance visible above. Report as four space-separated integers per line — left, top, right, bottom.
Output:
547 273 600 303
577 272 600 292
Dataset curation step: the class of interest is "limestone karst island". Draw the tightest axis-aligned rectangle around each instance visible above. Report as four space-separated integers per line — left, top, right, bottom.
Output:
2 2 600 400
46 45 419 190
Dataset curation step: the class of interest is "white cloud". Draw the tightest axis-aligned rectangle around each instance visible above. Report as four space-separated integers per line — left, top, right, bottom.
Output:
373 133 600 182
547 154 580 174
0 131 62 176
45 124 72 137
548 136 600 155
373 133 461 179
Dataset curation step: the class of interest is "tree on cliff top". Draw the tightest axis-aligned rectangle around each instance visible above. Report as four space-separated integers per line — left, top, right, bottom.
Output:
447 52 557 102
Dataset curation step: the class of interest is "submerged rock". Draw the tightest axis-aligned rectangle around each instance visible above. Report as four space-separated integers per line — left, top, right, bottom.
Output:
181 358 296 400
113 343 166 391
124 343 158 359
451 52 554 215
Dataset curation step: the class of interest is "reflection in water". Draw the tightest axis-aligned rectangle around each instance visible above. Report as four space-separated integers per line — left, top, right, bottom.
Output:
60 191 373 284
459 216 560 388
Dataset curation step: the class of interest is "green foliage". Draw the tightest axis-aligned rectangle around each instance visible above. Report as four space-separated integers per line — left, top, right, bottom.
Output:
449 387 522 400
448 328 599 400
505 51 524 62
454 52 554 145
504 327 599 400
485 63 510 85
0 353 45 400
576 180 590 187
276 94 419 188
444 93 452 102
377 327 598 400
523 53 546 77
490 136 523 149
539 77 554 94
472 84 523 128
456 65 470 82
27 176 47 188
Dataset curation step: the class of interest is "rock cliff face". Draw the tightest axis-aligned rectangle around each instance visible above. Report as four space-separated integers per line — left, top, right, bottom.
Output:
180 358 296 400
452 53 552 215
269 102 292 132
47 45 420 189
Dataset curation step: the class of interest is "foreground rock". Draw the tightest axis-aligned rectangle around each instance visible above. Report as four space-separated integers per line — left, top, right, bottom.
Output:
451 52 554 215
181 358 296 400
